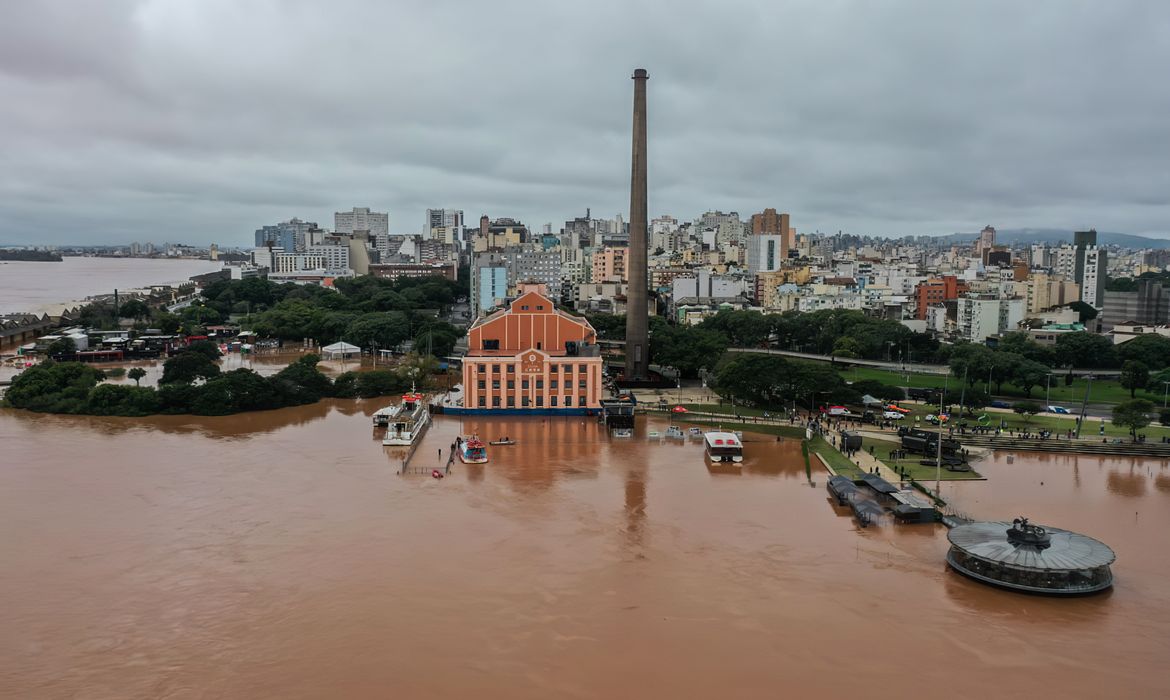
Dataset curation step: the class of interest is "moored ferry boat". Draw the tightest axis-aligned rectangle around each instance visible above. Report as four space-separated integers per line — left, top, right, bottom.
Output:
458 436 488 464
381 391 430 446
704 431 743 463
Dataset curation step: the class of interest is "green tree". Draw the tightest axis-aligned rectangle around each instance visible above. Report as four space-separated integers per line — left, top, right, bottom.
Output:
184 340 222 361
1119 360 1150 398
996 331 1056 365
1054 332 1116 369
270 354 333 404
584 313 626 340
4 361 105 413
118 298 151 320
128 367 147 386
356 370 410 398
45 336 77 357
86 384 160 416
180 304 222 328
1012 358 1051 398
1066 301 1099 323
699 310 773 347
651 325 728 378
343 312 411 351
1012 401 1042 423
1112 399 1155 441
155 312 182 334
713 353 793 406
1117 334 1170 371
160 351 221 385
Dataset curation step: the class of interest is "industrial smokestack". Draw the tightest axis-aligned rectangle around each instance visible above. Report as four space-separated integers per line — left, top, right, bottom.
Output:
624 68 650 380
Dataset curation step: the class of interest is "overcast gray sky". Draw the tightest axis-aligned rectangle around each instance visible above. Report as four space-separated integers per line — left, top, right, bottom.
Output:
2 0 1168 245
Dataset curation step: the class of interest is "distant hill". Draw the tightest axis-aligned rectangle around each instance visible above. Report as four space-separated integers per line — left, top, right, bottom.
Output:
939 228 1170 249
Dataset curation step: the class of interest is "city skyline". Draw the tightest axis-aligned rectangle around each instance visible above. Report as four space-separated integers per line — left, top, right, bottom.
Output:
2 1 1170 245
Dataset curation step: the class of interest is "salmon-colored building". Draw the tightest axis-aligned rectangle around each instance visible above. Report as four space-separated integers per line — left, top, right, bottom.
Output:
462 290 604 413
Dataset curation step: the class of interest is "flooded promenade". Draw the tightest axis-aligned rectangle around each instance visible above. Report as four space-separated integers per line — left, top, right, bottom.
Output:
2 404 1169 699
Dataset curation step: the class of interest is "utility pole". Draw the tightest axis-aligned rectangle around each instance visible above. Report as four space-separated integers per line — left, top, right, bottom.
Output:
1045 373 1052 409
957 364 969 423
1163 381 1170 409
1075 375 1094 439
936 371 949 494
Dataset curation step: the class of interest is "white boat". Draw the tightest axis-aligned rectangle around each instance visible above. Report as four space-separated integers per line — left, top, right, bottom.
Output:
687 427 703 437
647 430 661 439
612 428 633 438
665 425 685 439
704 431 744 463
382 391 431 446
458 436 488 464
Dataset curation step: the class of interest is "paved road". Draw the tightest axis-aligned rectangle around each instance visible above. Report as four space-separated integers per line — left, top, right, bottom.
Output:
727 347 1121 379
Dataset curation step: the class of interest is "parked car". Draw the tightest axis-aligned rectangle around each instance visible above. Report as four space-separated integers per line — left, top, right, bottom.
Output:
1047 405 1071 414
990 400 1011 409
883 411 907 420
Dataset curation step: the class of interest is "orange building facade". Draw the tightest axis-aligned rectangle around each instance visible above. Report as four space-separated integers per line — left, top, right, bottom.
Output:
461 290 604 414
914 275 969 319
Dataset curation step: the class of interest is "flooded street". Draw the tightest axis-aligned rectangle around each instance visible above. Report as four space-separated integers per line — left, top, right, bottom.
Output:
2 405 1169 699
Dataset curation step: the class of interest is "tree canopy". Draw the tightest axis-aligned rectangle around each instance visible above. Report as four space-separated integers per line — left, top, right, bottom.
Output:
1054 332 1117 369
1113 399 1155 440
1120 360 1150 398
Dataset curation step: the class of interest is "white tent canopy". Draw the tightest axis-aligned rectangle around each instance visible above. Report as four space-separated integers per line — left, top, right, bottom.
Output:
321 341 361 359
861 394 884 406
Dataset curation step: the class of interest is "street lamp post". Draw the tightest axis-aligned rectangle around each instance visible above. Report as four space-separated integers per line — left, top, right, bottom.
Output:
1045 373 1052 409
1163 380 1170 408
1075 375 1094 439
936 371 949 494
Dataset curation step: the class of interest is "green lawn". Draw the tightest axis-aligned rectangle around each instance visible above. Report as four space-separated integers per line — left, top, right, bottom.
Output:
856 435 983 481
809 435 864 478
889 403 1170 440
673 398 1170 438
672 415 805 439
841 365 1168 407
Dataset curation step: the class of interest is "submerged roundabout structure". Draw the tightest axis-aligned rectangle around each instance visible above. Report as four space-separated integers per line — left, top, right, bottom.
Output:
946 517 1116 595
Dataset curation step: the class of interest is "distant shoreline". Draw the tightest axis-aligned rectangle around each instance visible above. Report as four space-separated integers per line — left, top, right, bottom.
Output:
0 250 63 262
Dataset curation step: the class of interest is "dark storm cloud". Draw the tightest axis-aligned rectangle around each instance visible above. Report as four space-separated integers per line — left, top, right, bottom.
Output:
1 0 1168 245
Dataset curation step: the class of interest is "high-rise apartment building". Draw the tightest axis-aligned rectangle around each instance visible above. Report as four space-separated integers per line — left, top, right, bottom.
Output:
334 207 388 237
254 218 317 253
746 234 785 277
509 250 562 301
975 225 996 260
913 276 969 319
1073 229 1107 308
957 294 1025 342
591 247 628 283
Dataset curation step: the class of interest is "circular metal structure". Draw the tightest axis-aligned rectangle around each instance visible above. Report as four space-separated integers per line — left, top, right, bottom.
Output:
946 518 1115 595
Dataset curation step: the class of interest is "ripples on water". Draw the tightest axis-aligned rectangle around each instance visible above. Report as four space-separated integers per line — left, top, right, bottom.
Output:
2 403 1169 699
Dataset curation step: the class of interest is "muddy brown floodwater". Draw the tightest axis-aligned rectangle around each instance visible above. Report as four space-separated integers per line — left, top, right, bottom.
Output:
2 404 1169 699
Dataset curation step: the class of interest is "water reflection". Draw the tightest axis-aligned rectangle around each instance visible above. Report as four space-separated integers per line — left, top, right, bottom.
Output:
1106 468 1148 498
943 571 1114 622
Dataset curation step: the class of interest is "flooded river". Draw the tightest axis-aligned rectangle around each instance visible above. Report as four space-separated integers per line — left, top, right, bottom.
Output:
2 405 1168 698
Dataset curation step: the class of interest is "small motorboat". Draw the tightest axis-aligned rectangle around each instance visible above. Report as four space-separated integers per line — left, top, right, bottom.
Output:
488 438 517 446
687 427 703 437
458 436 489 464
665 425 685 439
612 428 633 438
647 430 661 439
